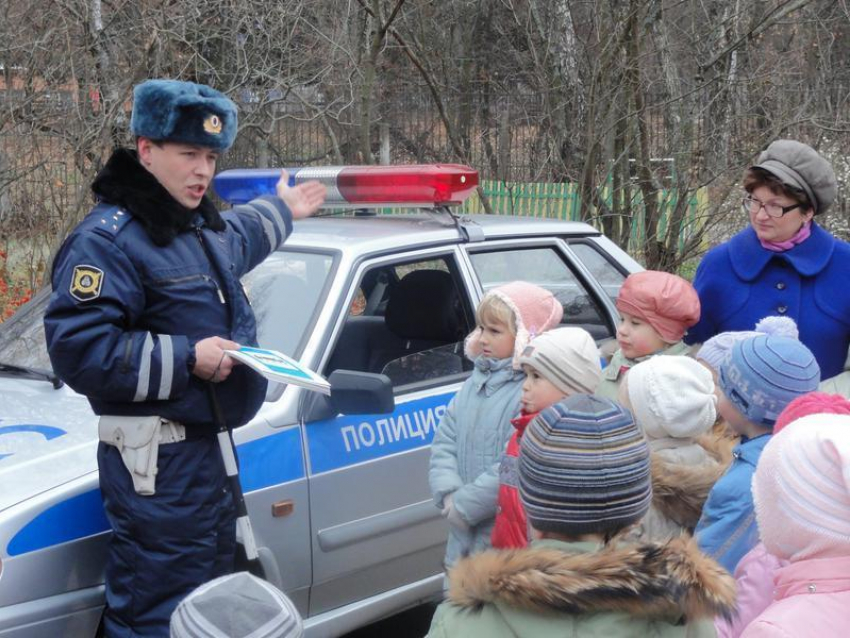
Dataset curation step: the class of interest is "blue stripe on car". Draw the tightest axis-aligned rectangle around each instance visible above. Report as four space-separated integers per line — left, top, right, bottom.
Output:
237 427 304 493
6 426 305 556
306 393 451 475
7 489 110 556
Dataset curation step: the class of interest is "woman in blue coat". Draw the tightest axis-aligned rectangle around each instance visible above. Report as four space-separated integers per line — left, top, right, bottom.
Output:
686 140 850 380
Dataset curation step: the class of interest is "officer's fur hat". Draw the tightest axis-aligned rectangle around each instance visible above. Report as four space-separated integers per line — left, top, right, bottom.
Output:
130 79 237 151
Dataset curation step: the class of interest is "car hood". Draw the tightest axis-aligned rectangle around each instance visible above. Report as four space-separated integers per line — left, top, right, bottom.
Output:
0 377 99 512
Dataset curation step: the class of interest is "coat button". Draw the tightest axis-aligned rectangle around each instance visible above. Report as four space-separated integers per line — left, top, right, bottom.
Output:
776 282 786 290
808 584 817 593
777 305 787 314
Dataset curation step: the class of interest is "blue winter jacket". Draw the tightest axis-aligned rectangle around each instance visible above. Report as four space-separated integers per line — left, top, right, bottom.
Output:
429 355 524 568
686 223 850 379
44 197 292 431
695 433 770 573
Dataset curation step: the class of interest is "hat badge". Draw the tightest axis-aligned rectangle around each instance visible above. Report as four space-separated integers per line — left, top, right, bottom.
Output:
203 114 222 135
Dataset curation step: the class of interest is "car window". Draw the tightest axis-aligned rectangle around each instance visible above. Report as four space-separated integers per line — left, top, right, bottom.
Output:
243 250 335 357
568 241 627 305
468 246 614 341
325 255 474 393
0 288 52 370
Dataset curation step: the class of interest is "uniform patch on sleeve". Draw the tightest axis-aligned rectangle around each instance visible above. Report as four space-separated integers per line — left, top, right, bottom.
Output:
70 265 104 302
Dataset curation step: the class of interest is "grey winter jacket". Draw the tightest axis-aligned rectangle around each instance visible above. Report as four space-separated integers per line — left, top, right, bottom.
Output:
428 355 524 568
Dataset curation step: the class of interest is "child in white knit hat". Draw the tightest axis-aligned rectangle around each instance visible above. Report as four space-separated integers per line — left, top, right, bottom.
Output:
619 355 721 541
491 327 602 549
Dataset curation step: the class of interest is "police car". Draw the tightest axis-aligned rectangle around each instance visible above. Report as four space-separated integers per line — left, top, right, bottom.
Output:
0 165 640 637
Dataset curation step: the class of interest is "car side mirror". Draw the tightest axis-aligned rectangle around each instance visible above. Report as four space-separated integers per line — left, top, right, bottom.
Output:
302 370 395 422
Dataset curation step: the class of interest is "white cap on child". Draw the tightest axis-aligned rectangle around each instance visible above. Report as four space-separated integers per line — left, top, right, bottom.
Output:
626 355 717 440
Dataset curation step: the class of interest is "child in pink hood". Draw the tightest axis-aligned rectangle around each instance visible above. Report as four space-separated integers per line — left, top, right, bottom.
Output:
716 392 850 637
739 412 850 637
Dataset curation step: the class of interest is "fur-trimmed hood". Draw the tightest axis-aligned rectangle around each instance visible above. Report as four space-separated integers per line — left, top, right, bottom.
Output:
650 455 726 532
447 536 736 622
92 148 225 246
646 429 735 532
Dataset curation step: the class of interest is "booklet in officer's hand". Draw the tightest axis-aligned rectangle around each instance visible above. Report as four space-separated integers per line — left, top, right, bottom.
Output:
225 346 331 396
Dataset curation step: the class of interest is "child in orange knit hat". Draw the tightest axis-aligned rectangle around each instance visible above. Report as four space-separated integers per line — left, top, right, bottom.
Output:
597 270 700 400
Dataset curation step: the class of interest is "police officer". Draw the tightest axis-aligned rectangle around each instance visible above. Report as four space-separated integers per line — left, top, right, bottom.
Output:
44 79 326 637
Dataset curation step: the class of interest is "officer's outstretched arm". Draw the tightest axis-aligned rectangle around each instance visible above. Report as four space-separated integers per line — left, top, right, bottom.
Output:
44 232 194 402
222 196 294 276
222 173 326 277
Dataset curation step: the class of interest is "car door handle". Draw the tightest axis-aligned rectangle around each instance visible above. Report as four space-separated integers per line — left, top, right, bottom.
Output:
271 499 295 518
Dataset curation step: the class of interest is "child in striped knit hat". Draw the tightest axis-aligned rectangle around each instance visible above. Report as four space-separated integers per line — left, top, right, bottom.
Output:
491 327 602 550
427 394 735 638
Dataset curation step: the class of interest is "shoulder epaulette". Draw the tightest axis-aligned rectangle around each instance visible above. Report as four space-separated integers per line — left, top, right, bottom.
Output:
83 204 134 241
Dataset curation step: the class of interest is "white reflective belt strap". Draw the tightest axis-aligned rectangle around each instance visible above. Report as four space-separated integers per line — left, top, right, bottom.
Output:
134 333 154 402
251 198 288 249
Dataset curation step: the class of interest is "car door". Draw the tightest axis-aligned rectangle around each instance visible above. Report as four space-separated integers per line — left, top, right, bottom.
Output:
236 250 338 614
303 246 477 616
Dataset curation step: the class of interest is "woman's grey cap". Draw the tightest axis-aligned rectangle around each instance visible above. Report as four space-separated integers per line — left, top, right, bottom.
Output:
170 572 303 638
753 139 837 214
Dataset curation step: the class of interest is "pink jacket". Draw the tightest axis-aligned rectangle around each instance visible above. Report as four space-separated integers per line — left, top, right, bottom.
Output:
715 543 787 638
740 555 850 637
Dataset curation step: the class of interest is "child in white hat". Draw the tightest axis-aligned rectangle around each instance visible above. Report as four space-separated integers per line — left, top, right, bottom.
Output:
620 355 721 541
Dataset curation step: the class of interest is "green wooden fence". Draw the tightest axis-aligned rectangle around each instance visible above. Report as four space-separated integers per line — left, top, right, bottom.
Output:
458 179 709 253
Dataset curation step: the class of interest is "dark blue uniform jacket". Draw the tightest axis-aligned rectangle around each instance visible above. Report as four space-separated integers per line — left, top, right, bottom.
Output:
44 196 293 430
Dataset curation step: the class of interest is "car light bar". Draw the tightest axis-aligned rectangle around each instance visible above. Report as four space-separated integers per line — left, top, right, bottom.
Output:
213 164 479 207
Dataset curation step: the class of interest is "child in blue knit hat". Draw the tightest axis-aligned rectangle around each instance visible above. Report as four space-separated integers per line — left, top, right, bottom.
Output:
695 334 820 573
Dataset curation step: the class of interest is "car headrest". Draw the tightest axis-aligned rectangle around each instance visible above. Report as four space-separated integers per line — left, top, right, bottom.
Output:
385 270 463 341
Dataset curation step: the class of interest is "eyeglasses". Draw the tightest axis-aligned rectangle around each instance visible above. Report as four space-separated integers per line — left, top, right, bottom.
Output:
741 195 805 218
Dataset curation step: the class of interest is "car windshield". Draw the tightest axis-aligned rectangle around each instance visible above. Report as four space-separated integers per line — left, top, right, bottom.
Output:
0 249 335 372
243 250 335 357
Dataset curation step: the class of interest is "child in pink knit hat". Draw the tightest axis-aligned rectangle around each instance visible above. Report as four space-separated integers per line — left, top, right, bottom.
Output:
739 415 850 637
430 282 563 571
716 391 850 638
597 270 700 400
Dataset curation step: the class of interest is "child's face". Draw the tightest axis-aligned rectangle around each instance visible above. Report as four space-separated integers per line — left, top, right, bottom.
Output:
477 318 515 360
717 389 749 435
521 365 566 414
616 312 668 359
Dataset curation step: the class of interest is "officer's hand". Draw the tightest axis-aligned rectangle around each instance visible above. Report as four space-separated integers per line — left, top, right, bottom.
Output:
275 170 327 220
193 336 241 383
